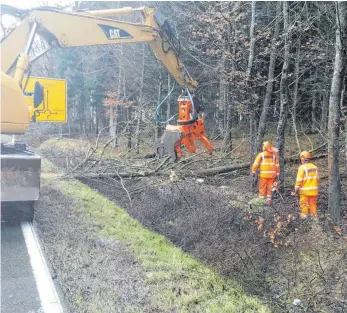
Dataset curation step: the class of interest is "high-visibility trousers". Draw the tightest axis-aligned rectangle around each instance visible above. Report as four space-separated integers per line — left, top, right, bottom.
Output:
299 195 318 218
259 177 276 200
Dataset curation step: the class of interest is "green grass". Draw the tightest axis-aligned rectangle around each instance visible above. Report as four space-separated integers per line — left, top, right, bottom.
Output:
40 157 57 173
38 137 130 160
38 137 86 150
44 177 270 313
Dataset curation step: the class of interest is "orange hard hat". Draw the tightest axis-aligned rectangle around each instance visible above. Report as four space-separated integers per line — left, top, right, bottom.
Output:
262 141 272 151
300 151 312 160
262 141 278 153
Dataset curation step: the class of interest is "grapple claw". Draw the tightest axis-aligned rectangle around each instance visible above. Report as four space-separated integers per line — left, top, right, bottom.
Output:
156 95 213 161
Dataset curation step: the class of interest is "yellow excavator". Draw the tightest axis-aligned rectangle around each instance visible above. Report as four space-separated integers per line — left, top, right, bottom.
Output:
1 5 212 221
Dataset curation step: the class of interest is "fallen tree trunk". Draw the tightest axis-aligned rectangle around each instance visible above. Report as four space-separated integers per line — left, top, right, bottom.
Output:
190 153 328 177
74 171 156 179
187 163 249 176
74 154 328 180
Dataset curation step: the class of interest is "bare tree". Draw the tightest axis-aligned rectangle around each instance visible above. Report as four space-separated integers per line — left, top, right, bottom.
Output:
291 37 301 153
321 90 329 132
311 70 318 133
276 1 290 187
328 1 346 225
155 69 163 141
256 2 281 152
223 15 234 153
114 46 124 148
135 45 146 154
247 0 257 186
166 73 172 121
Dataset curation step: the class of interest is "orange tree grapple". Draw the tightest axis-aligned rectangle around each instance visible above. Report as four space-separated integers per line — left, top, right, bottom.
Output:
157 95 213 162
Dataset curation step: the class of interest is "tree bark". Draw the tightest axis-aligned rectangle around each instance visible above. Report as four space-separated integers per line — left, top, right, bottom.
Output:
113 47 124 148
311 93 317 133
321 91 329 132
291 40 301 152
247 1 256 80
95 101 99 136
256 2 281 151
135 45 145 154
127 105 132 149
311 70 318 133
155 70 163 141
224 15 235 153
166 74 171 121
276 1 290 187
320 58 330 132
109 103 114 139
342 77 347 169
328 1 346 225
247 0 257 186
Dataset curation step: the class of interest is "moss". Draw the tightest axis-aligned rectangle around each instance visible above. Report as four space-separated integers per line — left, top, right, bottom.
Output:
41 157 57 173
38 138 86 152
229 199 246 207
44 178 270 313
248 198 267 206
38 137 129 161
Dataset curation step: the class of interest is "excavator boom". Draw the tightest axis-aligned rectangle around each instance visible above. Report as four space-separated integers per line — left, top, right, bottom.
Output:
1 6 197 88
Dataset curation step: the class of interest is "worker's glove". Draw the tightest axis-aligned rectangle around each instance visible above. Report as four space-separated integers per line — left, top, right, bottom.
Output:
272 181 279 192
291 191 297 197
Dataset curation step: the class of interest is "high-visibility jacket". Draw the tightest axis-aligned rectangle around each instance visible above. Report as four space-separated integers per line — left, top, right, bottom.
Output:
252 151 280 178
295 163 319 196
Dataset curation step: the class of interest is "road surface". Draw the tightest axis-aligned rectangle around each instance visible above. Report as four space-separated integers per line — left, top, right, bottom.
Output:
1 221 64 313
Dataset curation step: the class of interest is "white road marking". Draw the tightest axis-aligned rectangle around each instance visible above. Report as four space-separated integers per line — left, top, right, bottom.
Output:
21 222 63 313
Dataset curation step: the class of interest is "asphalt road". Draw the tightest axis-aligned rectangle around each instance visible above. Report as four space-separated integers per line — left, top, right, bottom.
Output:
1 221 42 313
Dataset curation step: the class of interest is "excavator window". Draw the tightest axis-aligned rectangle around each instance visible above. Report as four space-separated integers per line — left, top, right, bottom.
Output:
33 81 44 108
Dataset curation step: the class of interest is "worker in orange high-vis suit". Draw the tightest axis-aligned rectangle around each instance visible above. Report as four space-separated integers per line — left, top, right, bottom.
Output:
291 151 319 220
252 141 279 205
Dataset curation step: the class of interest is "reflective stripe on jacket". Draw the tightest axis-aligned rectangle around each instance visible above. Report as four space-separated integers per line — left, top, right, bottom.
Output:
295 163 319 196
252 151 279 178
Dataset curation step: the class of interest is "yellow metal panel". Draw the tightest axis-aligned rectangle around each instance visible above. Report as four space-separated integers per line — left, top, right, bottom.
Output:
23 77 67 123
1 16 31 74
1 72 30 134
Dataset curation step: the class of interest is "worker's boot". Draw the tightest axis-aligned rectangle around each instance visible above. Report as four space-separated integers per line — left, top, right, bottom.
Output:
311 213 319 222
299 213 308 220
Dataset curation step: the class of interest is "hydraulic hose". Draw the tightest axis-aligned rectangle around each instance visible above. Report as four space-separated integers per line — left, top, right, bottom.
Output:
155 85 176 125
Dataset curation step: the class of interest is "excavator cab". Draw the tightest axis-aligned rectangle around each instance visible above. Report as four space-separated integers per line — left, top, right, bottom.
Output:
157 92 213 162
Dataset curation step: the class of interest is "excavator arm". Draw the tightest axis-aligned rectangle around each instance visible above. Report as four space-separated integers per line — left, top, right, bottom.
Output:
1 6 197 89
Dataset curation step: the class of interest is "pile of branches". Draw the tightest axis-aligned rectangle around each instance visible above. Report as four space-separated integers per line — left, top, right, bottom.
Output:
70 138 328 180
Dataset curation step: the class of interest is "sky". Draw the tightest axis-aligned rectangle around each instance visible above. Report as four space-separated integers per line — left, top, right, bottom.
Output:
0 0 74 34
0 0 73 9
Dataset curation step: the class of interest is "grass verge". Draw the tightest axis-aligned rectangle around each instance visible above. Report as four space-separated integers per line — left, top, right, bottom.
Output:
43 176 269 313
